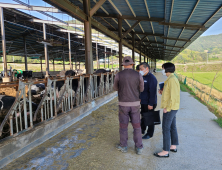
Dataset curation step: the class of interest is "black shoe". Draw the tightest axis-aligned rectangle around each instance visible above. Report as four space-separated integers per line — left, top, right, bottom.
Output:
153 153 169 158
170 149 177 152
142 134 152 139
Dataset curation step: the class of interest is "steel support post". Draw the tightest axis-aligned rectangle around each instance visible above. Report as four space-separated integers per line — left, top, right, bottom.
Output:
139 44 141 63
83 0 93 74
23 36 28 71
151 59 152 70
53 59 55 71
96 42 98 69
108 53 109 69
40 57 43 72
144 47 146 62
68 32 72 70
118 18 123 71
63 54 65 71
155 59 157 69
132 32 135 69
111 48 113 69
75 55 77 70
43 23 49 77
0 7 7 78
104 46 106 68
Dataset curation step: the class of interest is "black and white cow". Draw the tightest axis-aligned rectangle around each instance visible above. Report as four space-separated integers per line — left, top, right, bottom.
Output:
29 83 45 95
65 70 76 77
94 69 112 94
0 95 38 115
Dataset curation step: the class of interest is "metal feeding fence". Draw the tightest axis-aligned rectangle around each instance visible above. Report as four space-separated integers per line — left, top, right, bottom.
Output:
175 73 222 112
0 72 115 140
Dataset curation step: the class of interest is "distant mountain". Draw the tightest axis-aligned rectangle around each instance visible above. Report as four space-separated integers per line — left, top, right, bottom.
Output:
187 33 222 52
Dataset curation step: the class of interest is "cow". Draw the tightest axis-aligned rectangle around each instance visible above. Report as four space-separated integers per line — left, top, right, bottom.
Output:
0 95 38 113
0 95 38 139
94 69 111 74
29 83 45 95
29 70 74 96
65 70 76 77
94 69 112 95
75 69 84 75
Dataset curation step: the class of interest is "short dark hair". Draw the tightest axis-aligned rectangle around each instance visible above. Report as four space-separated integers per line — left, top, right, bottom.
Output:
162 63 166 69
163 62 175 73
136 64 140 71
140 62 150 70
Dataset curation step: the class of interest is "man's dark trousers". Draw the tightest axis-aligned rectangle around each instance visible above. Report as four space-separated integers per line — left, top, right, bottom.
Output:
141 104 157 137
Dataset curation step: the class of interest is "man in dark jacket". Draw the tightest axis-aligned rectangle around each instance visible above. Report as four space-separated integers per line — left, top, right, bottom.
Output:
113 56 144 155
139 62 158 139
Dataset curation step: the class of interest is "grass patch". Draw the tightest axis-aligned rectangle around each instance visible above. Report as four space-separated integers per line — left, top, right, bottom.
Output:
214 118 222 128
178 72 222 91
180 82 188 92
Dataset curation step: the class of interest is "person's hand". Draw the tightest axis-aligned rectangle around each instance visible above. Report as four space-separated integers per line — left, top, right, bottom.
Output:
148 105 153 110
158 89 163 95
163 108 167 113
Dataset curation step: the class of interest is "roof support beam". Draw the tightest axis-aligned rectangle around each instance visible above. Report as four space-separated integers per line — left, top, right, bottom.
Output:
139 35 147 44
123 32 164 37
93 13 164 22
50 0 88 21
125 0 136 17
162 49 180 52
93 13 204 30
159 22 205 30
163 44 184 48
0 2 63 13
139 42 183 49
90 0 106 17
143 41 179 47
108 0 122 16
161 37 190 42
147 46 164 49
122 20 140 38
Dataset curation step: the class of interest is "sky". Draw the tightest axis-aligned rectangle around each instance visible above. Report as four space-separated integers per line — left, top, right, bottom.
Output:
201 17 222 36
0 0 222 37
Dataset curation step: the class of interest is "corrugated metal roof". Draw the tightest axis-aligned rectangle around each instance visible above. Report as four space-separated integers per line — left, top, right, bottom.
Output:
0 8 117 62
44 0 222 60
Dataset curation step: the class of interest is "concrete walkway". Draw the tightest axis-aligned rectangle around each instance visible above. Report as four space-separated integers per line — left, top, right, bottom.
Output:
3 72 222 170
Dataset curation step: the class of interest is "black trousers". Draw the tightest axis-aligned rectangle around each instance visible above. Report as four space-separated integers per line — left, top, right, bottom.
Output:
141 104 157 137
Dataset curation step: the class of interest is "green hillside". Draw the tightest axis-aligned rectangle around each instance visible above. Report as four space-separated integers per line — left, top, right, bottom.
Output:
187 33 222 52
170 33 222 63
171 48 222 63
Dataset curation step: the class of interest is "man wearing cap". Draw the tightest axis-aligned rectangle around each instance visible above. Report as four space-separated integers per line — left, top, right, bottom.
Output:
113 56 144 155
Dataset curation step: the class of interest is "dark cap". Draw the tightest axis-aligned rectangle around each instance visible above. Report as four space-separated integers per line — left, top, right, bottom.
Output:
121 56 135 66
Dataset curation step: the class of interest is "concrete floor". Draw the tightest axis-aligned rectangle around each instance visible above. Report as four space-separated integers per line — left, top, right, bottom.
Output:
2 72 222 170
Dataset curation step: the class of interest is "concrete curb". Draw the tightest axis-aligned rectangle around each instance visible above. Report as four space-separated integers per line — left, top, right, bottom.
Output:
0 92 117 168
